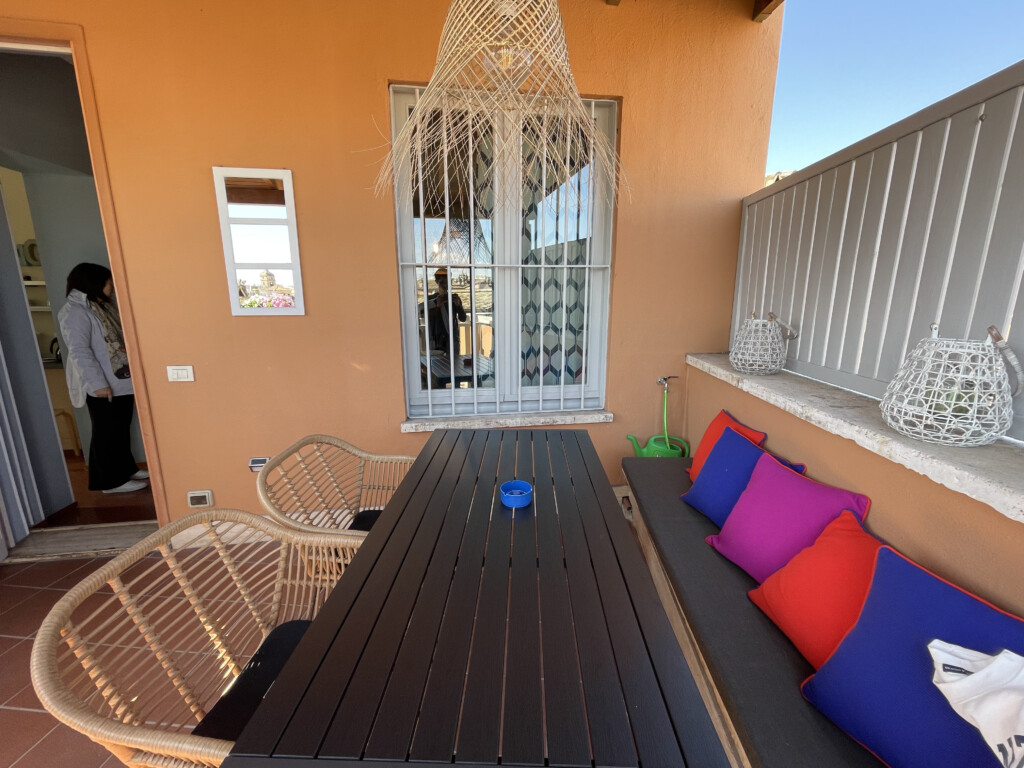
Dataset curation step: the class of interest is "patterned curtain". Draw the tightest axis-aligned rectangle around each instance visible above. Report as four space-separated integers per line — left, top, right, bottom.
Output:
520 117 591 387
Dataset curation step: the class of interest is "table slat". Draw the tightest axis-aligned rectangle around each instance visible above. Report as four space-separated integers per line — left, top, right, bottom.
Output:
406 431 505 762
577 437 732 768
454 429 517 763
319 431 481 758
532 431 592 767
232 429 450 758
549 433 640 768
500 431 545 765
273 432 467 758
360 431 492 760
560 432 686 768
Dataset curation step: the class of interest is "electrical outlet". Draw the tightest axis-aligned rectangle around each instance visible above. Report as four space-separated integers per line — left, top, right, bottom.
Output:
187 489 213 508
248 457 269 473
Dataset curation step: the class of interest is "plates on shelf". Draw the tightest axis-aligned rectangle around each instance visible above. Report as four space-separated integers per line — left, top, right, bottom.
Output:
23 239 40 266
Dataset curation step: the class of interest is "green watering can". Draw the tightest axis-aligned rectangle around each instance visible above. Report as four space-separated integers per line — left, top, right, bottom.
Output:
627 376 690 458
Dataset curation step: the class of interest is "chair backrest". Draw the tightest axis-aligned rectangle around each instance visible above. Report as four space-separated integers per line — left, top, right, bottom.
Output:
257 434 415 532
30 509 363 768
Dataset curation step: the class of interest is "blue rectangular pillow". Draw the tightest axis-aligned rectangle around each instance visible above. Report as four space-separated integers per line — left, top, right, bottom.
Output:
802 547 1024 768
681 426 806 527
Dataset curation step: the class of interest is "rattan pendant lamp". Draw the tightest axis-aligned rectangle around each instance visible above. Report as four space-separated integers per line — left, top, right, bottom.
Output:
378 0 622 213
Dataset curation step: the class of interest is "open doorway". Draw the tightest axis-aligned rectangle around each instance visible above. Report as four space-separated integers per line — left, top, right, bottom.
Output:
0 45 155 558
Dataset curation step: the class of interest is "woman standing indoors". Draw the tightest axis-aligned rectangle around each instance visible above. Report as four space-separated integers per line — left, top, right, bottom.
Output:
58 263 148 494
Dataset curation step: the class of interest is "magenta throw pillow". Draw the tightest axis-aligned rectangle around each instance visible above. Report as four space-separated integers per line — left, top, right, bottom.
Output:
706 454 870 583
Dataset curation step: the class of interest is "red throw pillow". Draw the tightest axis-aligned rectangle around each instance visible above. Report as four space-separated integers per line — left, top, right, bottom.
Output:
688 410 766 481
748 510 882 669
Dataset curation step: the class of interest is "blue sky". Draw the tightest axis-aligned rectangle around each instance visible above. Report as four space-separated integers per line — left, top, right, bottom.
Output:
766 0 1024 174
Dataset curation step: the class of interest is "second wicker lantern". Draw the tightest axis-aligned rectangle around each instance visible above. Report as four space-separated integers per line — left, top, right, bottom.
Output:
729 312 798 375
880 324 1023 446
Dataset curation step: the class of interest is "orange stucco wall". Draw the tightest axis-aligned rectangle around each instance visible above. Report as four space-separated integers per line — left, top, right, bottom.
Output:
0 1 781 521
684 367 1024 618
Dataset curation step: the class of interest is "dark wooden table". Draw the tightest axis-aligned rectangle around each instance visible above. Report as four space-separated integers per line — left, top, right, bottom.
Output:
225 429 727 768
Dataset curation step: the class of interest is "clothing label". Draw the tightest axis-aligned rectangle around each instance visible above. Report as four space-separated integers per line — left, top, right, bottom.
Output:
942 663 973 676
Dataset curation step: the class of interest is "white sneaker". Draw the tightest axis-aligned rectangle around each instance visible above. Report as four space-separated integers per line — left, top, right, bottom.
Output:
131 469 150 480
103 479 147 494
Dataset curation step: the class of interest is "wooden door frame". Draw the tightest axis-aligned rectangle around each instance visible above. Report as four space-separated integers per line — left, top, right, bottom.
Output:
0 18 169 526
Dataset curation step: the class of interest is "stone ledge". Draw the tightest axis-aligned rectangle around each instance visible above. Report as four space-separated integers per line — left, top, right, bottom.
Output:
401 410 614 433
687 354 1024 524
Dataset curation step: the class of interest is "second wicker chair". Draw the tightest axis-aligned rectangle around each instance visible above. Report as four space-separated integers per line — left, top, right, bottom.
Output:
257 434 415 534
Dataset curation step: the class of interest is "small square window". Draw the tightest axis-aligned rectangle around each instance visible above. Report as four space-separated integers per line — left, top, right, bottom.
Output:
212 167 305 315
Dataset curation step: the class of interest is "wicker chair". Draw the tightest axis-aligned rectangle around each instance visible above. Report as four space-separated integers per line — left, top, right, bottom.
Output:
30 509 363 768
257 434 415 534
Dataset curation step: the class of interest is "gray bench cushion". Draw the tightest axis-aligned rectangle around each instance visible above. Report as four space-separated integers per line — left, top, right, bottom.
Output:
622 457 881 768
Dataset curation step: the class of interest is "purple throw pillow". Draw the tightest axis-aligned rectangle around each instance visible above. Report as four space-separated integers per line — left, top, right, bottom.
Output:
706 454 870 583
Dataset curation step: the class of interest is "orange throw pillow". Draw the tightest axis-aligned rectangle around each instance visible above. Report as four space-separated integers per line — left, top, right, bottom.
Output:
748 510 882 669
688 410 766 481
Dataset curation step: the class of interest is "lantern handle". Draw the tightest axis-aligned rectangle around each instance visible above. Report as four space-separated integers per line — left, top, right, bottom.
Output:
768 312 799 340
988 326 1024 398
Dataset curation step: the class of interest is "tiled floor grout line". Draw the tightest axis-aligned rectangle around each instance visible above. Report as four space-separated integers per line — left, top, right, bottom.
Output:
0 556 144 768
6 723 59 768
1 562 81 767
0 704 46 714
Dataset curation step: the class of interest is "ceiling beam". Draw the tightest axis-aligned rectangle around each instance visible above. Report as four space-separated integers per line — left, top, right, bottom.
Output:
753 0 784 22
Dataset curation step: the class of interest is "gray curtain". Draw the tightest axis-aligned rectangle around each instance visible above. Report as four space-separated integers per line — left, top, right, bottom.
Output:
0 337 44 552
0 192 73 554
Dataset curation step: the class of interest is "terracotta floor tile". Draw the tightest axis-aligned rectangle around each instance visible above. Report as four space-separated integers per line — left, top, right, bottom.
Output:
0 708 57 766
48 558 112 591
5 681 43 712
11 720 110 768
0 590 65 638
2 560 93 590
0 585 40 617
0 635 22 658
0 564 33 585
0 639 34 706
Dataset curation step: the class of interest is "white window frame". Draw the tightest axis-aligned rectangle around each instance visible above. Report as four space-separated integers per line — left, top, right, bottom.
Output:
390 86 616 419
212 166 305 316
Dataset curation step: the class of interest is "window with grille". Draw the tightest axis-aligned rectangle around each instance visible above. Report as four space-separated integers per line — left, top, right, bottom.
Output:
390 86 617 419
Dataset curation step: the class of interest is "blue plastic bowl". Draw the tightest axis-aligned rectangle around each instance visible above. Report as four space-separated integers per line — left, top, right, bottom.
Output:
500 480 533 508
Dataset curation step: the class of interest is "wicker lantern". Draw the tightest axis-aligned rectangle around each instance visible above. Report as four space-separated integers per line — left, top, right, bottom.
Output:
729 312 798 375
880 324 1023 446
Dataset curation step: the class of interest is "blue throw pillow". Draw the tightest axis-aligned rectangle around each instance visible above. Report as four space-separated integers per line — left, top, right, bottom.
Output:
802 547 1024 768
681 427 806 527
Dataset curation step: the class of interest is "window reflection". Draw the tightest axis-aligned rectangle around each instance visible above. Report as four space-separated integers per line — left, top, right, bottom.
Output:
415 266 495 391
213 169 303 315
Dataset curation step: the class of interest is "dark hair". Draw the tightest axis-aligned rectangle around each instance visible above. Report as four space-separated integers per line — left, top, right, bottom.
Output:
66 263 113 302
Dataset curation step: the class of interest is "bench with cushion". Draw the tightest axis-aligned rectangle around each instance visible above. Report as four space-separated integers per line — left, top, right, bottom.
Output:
622 456 883 768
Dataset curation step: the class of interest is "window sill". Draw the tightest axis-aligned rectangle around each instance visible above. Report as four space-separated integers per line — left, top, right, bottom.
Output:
401 410 614 433
687 354 1024 525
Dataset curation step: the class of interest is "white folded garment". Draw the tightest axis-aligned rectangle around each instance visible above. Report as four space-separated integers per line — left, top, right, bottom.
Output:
928 638 1024 768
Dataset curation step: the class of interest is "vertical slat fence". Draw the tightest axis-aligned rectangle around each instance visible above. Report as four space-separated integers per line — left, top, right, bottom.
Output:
733 62 1024 441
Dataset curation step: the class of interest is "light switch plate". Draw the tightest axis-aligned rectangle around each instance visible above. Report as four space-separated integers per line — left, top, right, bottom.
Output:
167 365 194 382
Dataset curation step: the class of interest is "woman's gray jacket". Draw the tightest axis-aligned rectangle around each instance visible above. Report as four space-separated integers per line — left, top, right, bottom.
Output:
57 290 133 406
